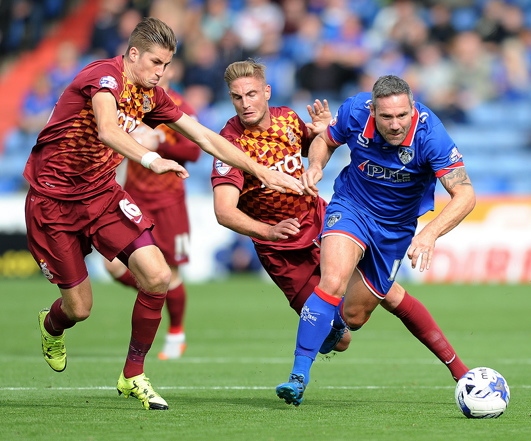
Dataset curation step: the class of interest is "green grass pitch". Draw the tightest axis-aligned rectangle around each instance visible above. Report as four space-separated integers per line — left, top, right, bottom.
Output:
1 275 529 441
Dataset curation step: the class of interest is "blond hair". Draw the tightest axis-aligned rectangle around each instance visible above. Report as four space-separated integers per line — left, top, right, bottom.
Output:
224 59 266 87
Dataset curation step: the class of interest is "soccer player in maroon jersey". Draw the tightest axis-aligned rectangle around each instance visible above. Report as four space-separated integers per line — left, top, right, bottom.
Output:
211 59 469 390
24 19 303 411
104 61 198 361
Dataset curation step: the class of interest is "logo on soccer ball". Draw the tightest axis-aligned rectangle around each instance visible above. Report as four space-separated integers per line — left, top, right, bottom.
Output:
455 367 510 419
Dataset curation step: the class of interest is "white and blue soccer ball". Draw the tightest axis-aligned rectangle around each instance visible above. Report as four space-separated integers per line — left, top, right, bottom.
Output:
455 367 510 418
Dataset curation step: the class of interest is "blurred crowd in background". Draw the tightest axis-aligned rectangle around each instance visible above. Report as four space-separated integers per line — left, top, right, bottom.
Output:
1 0 531 196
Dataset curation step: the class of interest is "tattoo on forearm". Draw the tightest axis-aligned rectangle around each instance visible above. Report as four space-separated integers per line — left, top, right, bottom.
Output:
440 168 472 190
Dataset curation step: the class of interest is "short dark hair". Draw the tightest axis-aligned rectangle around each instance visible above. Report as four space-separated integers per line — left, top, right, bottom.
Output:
372 75 414 107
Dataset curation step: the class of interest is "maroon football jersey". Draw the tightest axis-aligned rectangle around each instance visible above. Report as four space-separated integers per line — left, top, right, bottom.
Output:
212 106 326 250
23 56 183 200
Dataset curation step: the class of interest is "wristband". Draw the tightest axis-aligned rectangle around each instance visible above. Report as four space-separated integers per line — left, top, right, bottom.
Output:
141 151 161 169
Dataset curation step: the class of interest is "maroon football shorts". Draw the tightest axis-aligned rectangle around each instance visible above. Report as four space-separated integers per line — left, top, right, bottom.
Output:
25 184 154 286
144 198 190 266
254 242 321 315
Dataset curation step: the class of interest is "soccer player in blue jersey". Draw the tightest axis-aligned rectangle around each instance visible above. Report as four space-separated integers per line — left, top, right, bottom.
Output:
276 75 476 406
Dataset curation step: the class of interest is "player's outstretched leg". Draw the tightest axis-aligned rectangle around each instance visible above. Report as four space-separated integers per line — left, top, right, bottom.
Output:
38 308 67 372
276 373 306 406
116 372 169 410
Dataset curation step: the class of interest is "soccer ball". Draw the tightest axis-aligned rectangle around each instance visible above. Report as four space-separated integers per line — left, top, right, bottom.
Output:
455 367 510 418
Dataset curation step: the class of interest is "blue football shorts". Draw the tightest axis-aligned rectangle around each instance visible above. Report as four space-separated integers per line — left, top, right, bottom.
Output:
321 195 417 298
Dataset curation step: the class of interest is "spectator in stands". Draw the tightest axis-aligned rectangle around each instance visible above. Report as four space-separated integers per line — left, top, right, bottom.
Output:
362 42 410 80
323 11 371 75
198 0 236 44
147 0 188 59
387 3 429 61
0 0 45 54
182 35 226 103
475 0 525 48
279 0 307 38
183 84 225 133
0 72 55 192
407 41 467 124
448 31 497 110
232 0 284 54
295 42 357 102
47 41 83 100
426 3 458 55
281 12 323 68
491 37 531 101
250 32 296 106
88 0 129 58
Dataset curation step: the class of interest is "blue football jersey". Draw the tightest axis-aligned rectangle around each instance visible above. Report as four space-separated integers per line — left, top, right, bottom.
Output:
327 92 464 225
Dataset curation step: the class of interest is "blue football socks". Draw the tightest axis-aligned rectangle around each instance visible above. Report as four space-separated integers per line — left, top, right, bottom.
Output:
291 292 338 381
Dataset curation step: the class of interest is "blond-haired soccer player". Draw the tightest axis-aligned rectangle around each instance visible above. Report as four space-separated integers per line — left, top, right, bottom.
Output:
211 61 470 407
24 19 303 411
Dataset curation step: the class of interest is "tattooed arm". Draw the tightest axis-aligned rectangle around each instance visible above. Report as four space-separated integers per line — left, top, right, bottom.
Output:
407 167 476 271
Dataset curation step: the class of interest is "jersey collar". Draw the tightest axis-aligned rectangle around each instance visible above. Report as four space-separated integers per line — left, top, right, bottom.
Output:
362 107 419 147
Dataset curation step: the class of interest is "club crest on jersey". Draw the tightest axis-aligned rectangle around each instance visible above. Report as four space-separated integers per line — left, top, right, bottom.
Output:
326 212 341 228
398 146 414 165
286 126 297 146
215 159 232 175
142 94 151 112
99 75 118 90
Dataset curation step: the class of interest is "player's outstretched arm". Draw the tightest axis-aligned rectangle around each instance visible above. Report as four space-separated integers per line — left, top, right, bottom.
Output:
168 114 304 195
93 91 189 177
213 184 301 241
302 131 338 197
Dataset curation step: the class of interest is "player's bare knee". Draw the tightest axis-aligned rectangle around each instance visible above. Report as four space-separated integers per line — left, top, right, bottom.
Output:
342 310 369 330
141 266 171 293
318 277 347 298
64 305 91 322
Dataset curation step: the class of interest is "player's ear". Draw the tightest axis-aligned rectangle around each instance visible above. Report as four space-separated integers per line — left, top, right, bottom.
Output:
265 84 271 101
128 46 139 62
369 103 375 117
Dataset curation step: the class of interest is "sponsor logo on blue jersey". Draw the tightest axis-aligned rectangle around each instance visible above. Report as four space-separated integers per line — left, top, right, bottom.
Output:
357 133 369 148
358 160 411 182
